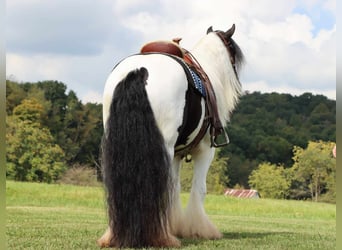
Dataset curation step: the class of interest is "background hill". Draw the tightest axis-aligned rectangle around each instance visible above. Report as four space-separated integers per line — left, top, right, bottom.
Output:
224 91 335 187
6 80 336 201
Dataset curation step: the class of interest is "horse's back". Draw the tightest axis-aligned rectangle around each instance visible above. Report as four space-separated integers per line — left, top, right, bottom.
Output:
103 53 188 147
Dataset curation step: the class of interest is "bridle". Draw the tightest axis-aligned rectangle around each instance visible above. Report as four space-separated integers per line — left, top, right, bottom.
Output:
215 31 238 76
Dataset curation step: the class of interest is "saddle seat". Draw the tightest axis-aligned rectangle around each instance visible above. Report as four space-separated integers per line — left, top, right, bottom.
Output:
140 39 185 58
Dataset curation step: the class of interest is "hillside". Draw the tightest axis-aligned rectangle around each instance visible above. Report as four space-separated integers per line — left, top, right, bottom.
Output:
224 91 335 187
6 80 336 193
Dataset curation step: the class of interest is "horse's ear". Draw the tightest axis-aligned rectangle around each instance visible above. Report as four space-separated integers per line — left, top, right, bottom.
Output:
207 26 213 34
225 24 236 38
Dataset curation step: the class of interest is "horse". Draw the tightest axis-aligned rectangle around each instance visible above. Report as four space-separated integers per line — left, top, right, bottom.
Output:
98 24 244 248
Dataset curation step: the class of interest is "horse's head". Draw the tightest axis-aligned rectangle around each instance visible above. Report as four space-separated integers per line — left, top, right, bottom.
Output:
206 24 244 77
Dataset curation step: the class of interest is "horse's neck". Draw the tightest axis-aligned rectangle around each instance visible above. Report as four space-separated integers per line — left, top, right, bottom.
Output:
190 34 242 123
191 34 227 70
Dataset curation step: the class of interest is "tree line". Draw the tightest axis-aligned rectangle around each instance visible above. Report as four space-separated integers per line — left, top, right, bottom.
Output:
6 80 336 202
223 92 335 186
6 80 103 182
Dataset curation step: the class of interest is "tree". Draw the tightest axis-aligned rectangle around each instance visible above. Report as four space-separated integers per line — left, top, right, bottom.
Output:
291 141 336 202
62 91 103 166
6 80 104 173
248 162 291 199
12 98 46 123
6 99 67 183
37 81 68 150
6 80 27 115
77 102 103 171
225 92 335 188
6 79 336 190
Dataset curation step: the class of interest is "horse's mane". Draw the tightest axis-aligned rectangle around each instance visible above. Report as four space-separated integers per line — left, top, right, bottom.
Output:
230 38 244 75
191 30 245 123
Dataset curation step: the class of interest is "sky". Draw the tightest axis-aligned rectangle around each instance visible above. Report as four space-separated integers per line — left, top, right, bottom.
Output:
6 0 336 103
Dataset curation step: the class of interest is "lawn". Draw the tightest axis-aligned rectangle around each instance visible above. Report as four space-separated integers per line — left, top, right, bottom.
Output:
6 181 336 249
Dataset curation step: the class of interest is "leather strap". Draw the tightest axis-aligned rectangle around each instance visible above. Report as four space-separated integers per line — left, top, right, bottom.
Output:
183 49 229 148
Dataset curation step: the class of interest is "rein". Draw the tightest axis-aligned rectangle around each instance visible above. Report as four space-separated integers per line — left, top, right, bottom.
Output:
215 31 238 76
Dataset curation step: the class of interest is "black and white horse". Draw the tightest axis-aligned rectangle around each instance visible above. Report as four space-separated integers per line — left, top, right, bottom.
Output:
99 24 244 248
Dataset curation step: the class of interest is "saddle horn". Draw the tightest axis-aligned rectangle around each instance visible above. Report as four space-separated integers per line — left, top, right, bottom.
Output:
225 24 236 38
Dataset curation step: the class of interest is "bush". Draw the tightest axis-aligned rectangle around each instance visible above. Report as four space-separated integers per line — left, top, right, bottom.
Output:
6 116 67 183
58 165 100 186
249 162 291 199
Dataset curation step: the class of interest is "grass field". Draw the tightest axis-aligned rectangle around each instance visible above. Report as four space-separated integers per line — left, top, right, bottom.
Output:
6 181 336 249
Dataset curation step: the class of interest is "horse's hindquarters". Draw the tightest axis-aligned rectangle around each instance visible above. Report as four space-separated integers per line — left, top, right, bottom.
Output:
103 53 188 148
101 67 181 248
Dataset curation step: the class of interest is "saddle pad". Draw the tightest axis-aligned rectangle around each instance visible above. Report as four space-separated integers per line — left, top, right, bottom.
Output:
138 52 207 98
185 64 206 97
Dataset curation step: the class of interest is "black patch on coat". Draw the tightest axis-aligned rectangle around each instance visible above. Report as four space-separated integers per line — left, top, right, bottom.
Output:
175 84 203 148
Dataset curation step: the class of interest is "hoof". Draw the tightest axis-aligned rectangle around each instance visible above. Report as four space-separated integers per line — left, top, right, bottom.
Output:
97 238 110 248
97 228 113 248
98 227 181 248
179 214 223 239
97 230 181 248
162 234 181 248
150 233 181 248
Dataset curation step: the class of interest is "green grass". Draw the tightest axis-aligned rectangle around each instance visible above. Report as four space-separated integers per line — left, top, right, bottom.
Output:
6 181 336 249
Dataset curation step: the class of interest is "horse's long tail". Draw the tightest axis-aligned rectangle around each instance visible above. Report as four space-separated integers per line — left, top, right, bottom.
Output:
102 67 173 248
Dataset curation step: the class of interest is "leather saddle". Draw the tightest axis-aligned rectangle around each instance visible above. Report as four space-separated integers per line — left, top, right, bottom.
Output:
140 38 194 66
140 39 229 156
140 38 185 59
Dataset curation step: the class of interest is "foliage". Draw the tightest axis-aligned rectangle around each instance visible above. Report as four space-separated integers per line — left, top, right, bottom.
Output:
290 140 336 202
180 149 229 194
6 80 26 115
6 116 66 183
225 92 335 187
180 160 193 192
13 98 45 122
5 80 336 202
6 80 103 181
248 162 291 199
206 149 229 193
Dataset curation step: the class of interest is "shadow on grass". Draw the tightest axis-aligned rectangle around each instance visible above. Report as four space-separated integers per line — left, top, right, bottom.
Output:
181 231 294 247
222 231 293 239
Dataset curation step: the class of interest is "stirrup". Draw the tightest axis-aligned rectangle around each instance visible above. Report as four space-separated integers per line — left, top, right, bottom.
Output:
210 126 230 148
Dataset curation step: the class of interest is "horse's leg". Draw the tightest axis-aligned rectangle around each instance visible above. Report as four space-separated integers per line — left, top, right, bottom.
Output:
182 136 222 239
169 156 185 237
